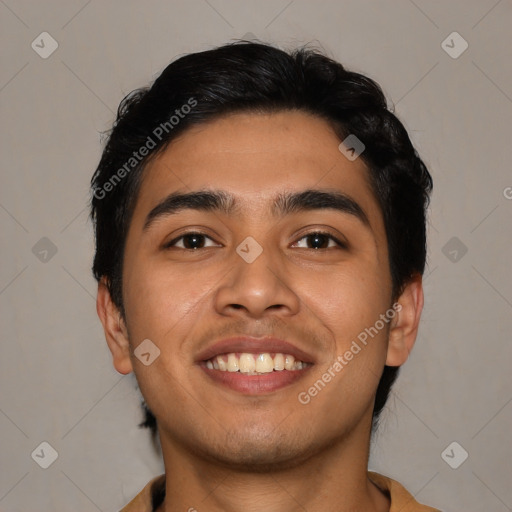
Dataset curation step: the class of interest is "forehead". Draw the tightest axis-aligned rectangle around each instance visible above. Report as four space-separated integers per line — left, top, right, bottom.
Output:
134 111 379 216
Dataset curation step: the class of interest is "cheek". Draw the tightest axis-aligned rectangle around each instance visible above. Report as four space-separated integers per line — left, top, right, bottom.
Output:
297 267 391 417
300 262 392 403
123 255 219 344
306 261 390 332
122 260 208 404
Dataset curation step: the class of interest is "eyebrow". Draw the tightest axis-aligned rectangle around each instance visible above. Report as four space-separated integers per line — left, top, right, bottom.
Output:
142 188 370 232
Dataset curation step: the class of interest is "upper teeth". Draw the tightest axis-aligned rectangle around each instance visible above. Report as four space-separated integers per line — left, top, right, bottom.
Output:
205 353 308 373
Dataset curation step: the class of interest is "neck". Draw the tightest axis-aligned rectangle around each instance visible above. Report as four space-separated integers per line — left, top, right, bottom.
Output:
156 414 390 512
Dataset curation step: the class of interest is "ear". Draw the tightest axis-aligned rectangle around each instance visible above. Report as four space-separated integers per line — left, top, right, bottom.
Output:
96 277 133 375
386 274 424 367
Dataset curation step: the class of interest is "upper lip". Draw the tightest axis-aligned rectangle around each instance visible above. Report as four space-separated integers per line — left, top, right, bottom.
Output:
196 336 316 364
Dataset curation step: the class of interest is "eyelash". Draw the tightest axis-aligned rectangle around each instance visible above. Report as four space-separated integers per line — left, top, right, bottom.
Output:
164 230 347 250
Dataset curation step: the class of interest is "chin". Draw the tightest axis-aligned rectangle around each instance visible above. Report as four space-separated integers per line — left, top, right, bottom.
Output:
194 429 321 473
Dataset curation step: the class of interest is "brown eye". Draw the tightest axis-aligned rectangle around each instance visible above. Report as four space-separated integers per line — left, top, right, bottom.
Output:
293 231 347 250
165 232 218 250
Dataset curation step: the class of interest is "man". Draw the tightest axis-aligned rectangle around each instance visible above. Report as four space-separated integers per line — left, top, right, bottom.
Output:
90 41 440 511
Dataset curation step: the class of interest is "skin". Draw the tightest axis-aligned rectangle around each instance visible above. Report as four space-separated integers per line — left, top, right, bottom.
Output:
97 110 423 512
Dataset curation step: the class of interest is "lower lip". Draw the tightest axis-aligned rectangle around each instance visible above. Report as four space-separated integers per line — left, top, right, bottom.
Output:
199 365 313 394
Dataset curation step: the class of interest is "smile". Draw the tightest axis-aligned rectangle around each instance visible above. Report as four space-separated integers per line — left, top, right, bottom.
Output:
204 352 312 374
200 352 314 394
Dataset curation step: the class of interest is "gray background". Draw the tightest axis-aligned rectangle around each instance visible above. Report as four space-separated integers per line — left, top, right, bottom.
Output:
1 1 511 511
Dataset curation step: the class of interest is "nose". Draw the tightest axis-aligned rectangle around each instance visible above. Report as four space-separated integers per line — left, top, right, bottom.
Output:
213 241 301 319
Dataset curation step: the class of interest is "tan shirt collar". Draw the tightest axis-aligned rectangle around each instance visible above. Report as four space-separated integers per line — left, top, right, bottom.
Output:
120 471 441 512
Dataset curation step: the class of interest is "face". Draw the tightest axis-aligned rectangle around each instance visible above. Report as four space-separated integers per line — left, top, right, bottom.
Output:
112 111 401 470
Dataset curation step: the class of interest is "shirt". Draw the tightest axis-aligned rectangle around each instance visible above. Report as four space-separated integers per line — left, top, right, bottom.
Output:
119 471 441 511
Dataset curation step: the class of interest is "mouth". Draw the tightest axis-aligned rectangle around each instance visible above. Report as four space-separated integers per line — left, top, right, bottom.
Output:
202 352 313 373
196 337 315 394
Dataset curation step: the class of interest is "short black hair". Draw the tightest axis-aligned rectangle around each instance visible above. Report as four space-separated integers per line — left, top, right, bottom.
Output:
89 40 432 441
